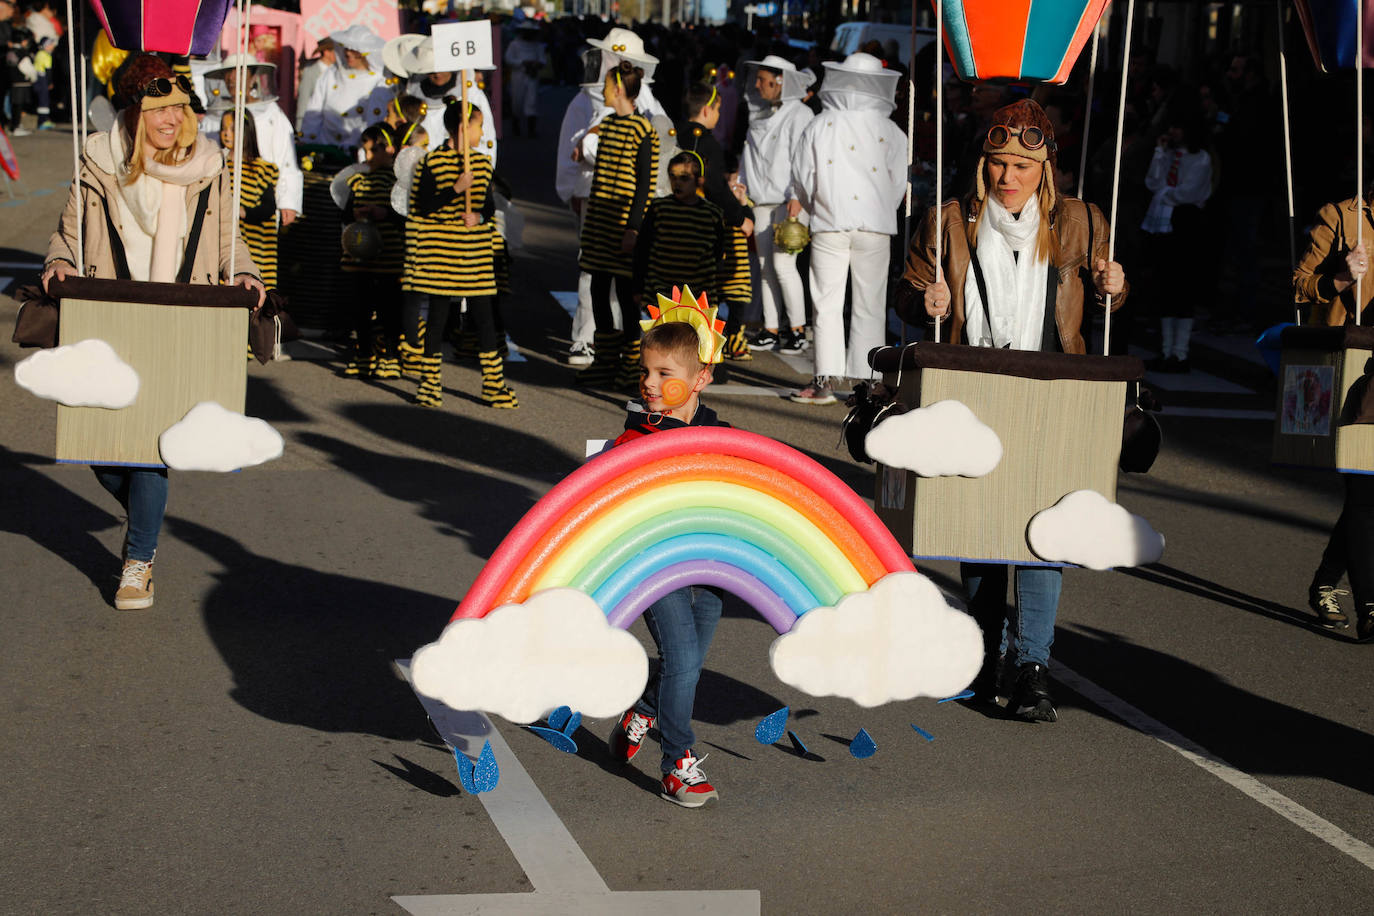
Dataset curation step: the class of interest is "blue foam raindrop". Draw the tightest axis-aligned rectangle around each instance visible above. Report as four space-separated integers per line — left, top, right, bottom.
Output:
849 728 877 759
786 730 809 755
526 725 579 754
452 745 477 794
561 711 582 736
472 740 500 792
754 706 789 745
938 690 975 703
547 706 572 732
911 725 935 742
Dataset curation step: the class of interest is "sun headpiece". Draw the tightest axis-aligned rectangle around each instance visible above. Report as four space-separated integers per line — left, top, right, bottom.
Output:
640 285 726 365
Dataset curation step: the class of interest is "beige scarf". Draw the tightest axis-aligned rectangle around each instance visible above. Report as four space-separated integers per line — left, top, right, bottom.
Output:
111 126 220 281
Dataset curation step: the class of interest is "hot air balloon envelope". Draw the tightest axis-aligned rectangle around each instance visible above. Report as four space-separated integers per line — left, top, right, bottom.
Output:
1294 0 1374 72
937 0 1112 84
90 0 235 56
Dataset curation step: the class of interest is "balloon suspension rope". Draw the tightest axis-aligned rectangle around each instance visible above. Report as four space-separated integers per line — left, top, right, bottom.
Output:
1104 0 1137 356
462 70 472 215
1277 0 1299 323
1076 22 1101 200
64 0 82 273
1358 0 1365 325
934 0 944 343
901 12 918 345
229 0 251 282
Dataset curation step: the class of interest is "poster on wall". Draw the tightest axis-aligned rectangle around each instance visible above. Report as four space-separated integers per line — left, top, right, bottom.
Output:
300 0 402 55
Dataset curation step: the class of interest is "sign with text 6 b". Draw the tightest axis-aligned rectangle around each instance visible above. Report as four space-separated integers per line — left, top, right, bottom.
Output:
431 20 494 71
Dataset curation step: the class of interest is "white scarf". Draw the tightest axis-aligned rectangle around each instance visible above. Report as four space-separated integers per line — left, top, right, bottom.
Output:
963 195 1049 351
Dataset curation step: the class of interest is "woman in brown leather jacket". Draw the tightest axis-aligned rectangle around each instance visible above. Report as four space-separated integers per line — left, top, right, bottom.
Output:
893 99 1126 723
1295 187 1373 637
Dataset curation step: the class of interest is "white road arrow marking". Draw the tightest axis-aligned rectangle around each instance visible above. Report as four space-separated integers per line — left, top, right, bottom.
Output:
393 660 761 915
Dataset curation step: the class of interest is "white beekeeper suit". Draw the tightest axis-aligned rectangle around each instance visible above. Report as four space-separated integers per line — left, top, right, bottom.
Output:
740 55 814 336
791 53 906 381
384 34 497 159
298 25 391 149
200 55 304 218
505 24 546 130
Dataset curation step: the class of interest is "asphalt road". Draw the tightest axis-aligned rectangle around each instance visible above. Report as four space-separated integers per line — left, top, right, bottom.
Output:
3 90 1373 915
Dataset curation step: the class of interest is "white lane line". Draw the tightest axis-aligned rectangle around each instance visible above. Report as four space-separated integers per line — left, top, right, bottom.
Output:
1055 662 1374 870
393 660 760 915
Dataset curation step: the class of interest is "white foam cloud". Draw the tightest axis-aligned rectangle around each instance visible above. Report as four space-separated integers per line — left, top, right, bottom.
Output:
158 401 284 472
865 400 1002 477
14 338 139 408
768 572 983 707
410 588 649 725
1027 489 1165 570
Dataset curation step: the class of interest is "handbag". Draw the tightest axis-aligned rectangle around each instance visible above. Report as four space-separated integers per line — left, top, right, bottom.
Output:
11 283 59 348
248 289 300 364
1120 382 1162 473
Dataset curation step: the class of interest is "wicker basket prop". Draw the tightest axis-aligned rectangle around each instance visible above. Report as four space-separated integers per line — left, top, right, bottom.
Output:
868 343 1144 565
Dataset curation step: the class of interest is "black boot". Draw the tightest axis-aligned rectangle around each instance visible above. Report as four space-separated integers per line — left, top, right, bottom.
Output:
1008 663 1057 723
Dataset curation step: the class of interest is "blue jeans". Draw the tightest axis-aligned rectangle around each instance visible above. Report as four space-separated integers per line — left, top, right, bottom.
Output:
960 563 1062 669
635 586 722 773
92 467 168 562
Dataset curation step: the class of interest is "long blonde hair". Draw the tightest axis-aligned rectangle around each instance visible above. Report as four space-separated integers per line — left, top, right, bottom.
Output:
119 103 200 185
969 162 1059 264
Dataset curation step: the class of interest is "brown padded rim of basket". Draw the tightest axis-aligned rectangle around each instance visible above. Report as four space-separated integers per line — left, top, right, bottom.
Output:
868 342 1145 382
1279 325 1374 351
51 277 256 310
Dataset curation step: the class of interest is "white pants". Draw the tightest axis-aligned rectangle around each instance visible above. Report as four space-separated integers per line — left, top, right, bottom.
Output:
809 229 890 380
571 199 620 345
752 202 808 331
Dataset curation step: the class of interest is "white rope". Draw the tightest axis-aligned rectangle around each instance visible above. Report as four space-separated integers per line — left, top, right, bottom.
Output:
901 16 918 347
228 0 251 282
78 0 87 145
1104 0 1137 356
934 0 943 343
1276 0 1298 323
1076 22 1101 200
65 0 83 274
1358 0 1365 325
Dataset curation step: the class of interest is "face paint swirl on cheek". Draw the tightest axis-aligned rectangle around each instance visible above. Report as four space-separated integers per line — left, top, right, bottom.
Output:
660 378 691 408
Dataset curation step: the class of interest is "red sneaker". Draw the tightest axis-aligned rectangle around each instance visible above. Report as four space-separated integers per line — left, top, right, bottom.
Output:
660 751 718 808
608 710 655 764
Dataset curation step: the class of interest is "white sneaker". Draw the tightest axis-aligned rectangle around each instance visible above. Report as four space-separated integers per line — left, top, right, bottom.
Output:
566 341 594 366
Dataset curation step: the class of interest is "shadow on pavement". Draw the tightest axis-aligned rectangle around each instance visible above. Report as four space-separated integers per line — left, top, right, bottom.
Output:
171 516 451 741
373 754 460 798
1056 624 1374 794
0 447 121 596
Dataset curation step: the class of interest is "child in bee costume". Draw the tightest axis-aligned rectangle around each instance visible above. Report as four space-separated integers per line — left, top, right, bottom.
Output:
221 108 280 289
576 61 661 389
341 123 407 378
401 99 517 408
676 82 754 361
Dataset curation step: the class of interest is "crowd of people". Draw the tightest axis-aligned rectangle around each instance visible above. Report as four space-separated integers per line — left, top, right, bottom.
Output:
18 10 1374 807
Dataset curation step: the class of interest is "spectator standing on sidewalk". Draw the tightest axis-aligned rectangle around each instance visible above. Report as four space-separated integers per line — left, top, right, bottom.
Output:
1141 108 1212 372
1294 182 1374 637
739 54 814 355
787 52 906 405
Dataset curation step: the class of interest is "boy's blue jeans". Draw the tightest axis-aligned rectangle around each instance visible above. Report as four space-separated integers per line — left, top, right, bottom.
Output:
634 585 723 773
93 467 168 562
960 563 1062 669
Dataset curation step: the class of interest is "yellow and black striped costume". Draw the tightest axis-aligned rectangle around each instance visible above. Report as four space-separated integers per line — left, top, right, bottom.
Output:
579 113 659 278
402 147 497 297
235 158 280 288
342 167 404 275
718 225 752 303
634 194 725 301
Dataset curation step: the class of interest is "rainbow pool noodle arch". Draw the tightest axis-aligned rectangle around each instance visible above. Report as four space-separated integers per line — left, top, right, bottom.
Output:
453 427 915 634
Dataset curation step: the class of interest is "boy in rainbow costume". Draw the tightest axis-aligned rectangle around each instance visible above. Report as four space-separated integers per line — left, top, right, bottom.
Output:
607 286 728 807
